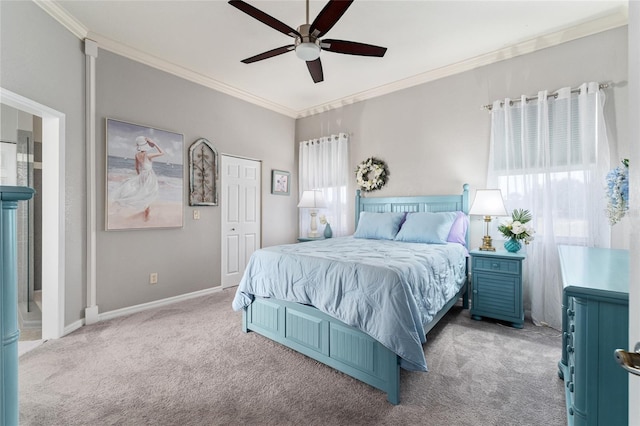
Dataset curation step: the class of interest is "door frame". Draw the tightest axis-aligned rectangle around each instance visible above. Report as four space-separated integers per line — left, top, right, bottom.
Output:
220 154 261 288
0 88 65 340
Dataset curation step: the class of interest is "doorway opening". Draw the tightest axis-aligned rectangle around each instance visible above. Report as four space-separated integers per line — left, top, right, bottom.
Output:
1 88 66 343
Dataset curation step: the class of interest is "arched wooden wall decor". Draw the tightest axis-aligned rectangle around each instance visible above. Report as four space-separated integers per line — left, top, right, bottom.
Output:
189 138 218 206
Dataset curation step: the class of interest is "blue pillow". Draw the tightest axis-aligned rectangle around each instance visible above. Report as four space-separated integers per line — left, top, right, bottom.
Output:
354 212 406 240
395 211 458 244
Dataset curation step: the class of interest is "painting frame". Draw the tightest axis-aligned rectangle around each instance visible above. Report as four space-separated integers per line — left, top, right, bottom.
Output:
271 169 290 196
189 137 218 206
105 118 184 230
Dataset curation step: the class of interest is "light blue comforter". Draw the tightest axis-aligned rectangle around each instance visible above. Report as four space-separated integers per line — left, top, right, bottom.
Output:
232 236 467 371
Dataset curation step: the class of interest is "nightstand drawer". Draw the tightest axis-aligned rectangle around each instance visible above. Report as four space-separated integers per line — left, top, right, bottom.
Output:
473 256 521 275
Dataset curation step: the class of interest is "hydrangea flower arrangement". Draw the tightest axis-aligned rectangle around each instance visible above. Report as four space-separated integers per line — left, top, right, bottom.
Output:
605 159 629 225
498 209 535 244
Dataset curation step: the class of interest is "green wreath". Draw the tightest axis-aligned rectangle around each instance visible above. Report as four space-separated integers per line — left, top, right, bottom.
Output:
355 157 389 192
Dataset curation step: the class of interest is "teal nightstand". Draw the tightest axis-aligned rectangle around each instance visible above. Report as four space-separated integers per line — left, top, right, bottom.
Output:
469 249 526 329
297 236 325 242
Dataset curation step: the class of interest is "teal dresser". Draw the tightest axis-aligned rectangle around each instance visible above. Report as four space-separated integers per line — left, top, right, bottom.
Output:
1 186 35 426
469 249 526 328
557 245 629 426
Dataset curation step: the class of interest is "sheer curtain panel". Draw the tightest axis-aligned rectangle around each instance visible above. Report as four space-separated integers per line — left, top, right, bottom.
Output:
487 82 610 330
299 133 349 237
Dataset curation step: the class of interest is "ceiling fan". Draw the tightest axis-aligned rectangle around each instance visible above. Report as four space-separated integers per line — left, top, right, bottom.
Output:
228 0 387 83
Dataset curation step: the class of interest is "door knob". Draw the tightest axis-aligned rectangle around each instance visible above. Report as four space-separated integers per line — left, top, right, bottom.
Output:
614 342 640 377
231 228 236 231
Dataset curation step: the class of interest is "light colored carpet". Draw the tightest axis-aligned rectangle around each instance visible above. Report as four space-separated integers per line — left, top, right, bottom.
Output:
19 288 565 425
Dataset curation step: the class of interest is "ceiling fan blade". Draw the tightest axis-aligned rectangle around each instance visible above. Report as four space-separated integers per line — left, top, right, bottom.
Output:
229 0 300 38
241 45 295 64
321 39 387 57
309 0 353 38
306 58 324 83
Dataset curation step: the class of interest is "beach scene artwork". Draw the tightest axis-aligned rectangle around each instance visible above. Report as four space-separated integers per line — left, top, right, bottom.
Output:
106 119 184 230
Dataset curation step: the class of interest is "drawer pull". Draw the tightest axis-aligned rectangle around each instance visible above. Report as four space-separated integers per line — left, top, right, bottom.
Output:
567 308 575 318
570 324 575 332
491 263 499 268
567 345 574 353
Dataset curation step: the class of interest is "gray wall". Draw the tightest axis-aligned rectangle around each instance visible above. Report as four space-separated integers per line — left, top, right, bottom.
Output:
2 1 297 320
296 26 629 248
1 1 86 324
0 0 629 325
95 51 296 312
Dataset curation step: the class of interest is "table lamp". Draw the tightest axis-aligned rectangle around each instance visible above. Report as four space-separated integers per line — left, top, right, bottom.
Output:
298 190 327 237
469 189 507 251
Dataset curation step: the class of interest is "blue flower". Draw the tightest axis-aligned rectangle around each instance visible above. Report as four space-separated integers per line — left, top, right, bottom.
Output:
605 159 629 225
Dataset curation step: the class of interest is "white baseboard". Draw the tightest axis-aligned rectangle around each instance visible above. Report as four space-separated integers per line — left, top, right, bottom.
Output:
64 319 84 336
98 287 223 323
61 287 223 337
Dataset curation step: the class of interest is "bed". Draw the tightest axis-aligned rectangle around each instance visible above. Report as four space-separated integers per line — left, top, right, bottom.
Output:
232 185 470 404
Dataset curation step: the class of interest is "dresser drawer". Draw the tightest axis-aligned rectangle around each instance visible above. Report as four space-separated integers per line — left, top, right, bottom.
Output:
473 256 521 275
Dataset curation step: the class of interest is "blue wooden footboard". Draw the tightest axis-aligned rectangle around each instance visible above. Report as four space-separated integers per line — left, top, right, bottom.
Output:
243 281 468 404
242 185 470 404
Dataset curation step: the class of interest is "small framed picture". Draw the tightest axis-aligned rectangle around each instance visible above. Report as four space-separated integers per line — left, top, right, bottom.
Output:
271 169 290 195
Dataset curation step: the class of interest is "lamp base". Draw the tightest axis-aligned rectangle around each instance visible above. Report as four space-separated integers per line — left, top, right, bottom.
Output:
478 235 496 251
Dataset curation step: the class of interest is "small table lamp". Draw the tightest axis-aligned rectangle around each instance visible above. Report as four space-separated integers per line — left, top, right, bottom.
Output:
298 190 327 237
469 189 507 251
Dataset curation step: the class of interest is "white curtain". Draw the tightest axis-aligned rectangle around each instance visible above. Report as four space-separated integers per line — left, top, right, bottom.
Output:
298 133 349 237
487 82 610 330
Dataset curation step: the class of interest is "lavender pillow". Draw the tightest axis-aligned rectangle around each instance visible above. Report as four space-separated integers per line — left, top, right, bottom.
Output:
447 211 469 246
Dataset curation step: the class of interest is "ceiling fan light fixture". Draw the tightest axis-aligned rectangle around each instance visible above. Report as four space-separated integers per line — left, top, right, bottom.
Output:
295 42 320 61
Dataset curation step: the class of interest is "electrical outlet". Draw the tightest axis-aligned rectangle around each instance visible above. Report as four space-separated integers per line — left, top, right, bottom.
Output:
193 209 200 220
149 272 158 284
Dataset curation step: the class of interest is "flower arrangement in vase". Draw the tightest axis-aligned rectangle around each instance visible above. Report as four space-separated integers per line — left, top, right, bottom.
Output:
498 209 535 252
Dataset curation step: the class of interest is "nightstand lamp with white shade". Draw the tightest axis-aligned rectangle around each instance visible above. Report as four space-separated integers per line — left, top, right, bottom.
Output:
298 190 327 238
469 189 507 251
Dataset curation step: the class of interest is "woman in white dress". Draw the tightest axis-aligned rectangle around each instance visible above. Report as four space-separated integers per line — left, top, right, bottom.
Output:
112 136 164 221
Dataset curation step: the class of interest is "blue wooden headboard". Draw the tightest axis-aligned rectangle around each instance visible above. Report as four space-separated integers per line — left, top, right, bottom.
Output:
354 184 470 245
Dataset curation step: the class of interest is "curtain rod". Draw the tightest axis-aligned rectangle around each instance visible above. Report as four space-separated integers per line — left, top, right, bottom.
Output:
481 82 609 111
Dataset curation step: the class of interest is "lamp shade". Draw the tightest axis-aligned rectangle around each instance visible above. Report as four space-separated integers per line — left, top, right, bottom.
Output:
469 189 507 216
297 190 327 208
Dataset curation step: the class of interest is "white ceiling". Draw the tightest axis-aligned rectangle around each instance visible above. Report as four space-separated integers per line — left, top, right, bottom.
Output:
40 0 628 117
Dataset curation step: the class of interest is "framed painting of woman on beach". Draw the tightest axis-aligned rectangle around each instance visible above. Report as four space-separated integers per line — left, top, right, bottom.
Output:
106 118 184 230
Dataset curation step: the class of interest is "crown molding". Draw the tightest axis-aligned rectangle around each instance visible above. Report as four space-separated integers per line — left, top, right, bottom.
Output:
34 0 88 39
34 0 298 118
36 1 627 120
91 35 298 118
296 6 629 118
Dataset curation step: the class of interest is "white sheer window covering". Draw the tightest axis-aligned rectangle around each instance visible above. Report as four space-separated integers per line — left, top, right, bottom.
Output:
487 82 610 330
299 133 349 237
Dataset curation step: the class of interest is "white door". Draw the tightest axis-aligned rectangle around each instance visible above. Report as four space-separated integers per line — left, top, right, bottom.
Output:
221 155 261 288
